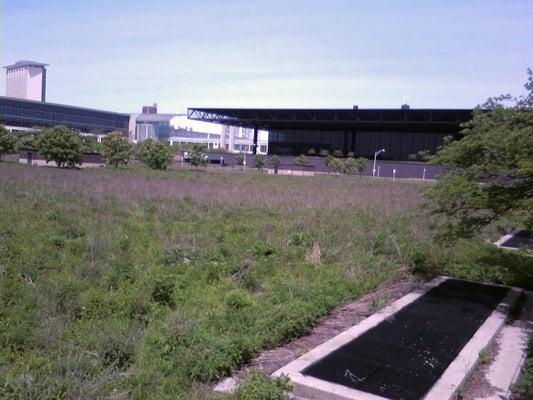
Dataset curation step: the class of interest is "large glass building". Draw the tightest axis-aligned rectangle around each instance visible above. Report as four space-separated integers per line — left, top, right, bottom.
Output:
188 107 473 160
0 96 130 133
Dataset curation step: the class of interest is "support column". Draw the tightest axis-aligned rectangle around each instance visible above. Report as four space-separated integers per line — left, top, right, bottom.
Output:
252 126 258 154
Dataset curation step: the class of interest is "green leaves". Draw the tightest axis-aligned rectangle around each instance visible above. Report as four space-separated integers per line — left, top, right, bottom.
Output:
0 125 17 157
101 131 132 168
427 71 533 239
137 140 172 170
188 143 208 168
37 125 83 168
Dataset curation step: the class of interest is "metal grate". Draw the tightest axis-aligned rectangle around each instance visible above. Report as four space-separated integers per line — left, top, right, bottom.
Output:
501 230 533 250
302 279 509 400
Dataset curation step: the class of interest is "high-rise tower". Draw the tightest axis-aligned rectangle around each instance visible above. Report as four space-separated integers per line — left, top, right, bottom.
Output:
4 60 48 102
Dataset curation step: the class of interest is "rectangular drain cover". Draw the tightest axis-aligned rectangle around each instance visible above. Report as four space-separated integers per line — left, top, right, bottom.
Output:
301 279 509 400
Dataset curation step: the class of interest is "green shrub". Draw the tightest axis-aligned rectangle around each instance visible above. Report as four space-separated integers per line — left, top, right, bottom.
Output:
235 370 292 400
327 157 343 173
294 154 309 167
332 149 343 157
0 125 17 158
151 273 176 307
343 157 368 175
236 154 245 166
101 131 132 168
188 143 208 168
254 154 266 170
138 140 172 170
38 125 83 168
307 148 316 156
224 289 253 310
270 155 280 166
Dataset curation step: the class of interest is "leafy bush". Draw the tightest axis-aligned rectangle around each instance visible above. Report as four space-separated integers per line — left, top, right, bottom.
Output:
270 155 280 166
101 131 132 168
224 289 253 310
254 154 266 169
235 370 292 400
332 149 344 157
151 275 176 307
307 148 316 156
188 143 208 168
138 140 173 170
38 125 83 168
236 154 245 166
294 154 309 167
343 157 368 175
327 157 344 173
81 135 101 153
0 125 17 158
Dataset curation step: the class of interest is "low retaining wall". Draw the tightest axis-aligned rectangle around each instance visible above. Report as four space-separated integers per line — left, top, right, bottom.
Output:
19 151 104 168
206 153 444 180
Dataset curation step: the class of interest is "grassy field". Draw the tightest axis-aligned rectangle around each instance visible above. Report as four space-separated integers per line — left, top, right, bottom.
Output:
0 163 531 400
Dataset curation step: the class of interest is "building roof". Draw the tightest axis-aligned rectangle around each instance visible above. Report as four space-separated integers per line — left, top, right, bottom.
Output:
135 113 182 123
187 107 473 132
0 96 128 117
4 60 49 69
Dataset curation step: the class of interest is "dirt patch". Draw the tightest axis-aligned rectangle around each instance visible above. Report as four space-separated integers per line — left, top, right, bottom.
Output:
458 338 501 400
215 277 421 389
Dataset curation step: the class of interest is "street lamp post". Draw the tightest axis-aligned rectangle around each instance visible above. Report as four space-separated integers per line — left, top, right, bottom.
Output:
372 149 386 178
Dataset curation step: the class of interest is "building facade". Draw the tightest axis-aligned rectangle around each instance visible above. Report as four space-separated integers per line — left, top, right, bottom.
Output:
0 96 130 138
130 105 268 153
4 60 48 102
188 107 472 160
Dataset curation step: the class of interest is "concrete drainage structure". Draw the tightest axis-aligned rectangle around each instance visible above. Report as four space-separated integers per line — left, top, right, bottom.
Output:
273 277 527 400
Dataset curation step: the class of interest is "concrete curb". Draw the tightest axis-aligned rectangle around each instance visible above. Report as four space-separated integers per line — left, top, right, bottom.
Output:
273 277 520 400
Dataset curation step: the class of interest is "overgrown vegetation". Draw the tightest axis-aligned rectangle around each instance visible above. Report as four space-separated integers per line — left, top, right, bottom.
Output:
427 70 533 239
0 125 17 158
0 164 431 399
101 131 132 168
513 334 533 399
137 139 173 170
37 125 84 168
188 144 209 168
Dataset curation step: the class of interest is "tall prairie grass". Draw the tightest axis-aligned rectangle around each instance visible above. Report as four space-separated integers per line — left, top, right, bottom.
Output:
0 163 529 399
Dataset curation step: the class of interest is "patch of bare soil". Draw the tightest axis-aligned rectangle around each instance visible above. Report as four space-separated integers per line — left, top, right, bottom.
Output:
216 276 421 389
458 338 501 400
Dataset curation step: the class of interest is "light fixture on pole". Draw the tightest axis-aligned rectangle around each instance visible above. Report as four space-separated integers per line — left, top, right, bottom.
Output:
372 149 386 178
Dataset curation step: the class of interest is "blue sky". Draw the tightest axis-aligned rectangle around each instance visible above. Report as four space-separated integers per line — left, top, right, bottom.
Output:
2 0 532 113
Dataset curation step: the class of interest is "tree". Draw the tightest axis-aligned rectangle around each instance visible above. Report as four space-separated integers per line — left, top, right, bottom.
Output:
344 157 368 175
188 143 208 168
270 155 280 166
294 154 309 167
426 69 533 239
0 125 17 159
236 154 244 166
38 125 83 168
138 140 173 170
101 131 132 168
254 154 266 169
81 135 102 153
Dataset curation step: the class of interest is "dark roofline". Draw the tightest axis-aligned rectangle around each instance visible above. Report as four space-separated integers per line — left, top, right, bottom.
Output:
4 60 49 69
0 96 129 117
187 107 474 130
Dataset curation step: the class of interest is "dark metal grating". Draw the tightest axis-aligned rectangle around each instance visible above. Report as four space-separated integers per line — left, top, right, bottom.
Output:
302 279 509 400
501 230 533 250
